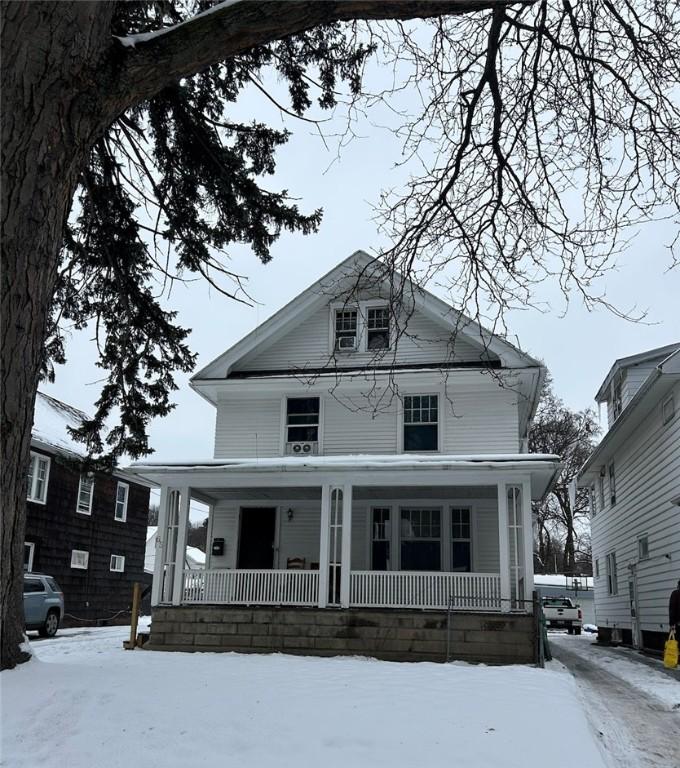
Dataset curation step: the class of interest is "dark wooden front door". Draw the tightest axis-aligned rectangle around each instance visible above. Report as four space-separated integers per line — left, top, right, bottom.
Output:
237 507 276 569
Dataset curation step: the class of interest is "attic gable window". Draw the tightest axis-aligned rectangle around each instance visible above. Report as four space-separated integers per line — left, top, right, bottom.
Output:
403 394 439 452
367 307 390 350
27 452 50 504
334 309 358 351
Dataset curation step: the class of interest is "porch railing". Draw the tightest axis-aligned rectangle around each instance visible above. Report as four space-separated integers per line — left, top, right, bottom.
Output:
349 571 502 611
182 568 319 606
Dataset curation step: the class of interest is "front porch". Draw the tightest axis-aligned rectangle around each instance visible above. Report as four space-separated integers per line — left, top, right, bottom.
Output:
131 454 558 661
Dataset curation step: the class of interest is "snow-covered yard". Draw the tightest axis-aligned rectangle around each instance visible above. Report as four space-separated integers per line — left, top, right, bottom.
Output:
2 623 608 768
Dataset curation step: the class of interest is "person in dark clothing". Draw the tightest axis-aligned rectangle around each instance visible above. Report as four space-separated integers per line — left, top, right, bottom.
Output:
669 580 680 633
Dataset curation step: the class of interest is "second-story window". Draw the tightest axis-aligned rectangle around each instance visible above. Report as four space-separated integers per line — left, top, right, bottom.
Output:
286 397 320 444
403 394 439 452
76 473 94 515
366 307 390 350
608 461 616 506
27 452 50 504
114 482 129 522
334 309 358 351
612 379 623 419
598 471 605 510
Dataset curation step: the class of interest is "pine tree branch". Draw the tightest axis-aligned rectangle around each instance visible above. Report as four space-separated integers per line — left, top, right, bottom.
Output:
110 0 531 113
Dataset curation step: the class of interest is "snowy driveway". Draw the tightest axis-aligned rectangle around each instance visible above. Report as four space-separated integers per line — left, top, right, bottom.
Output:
2 623 608 768
550 633 680 768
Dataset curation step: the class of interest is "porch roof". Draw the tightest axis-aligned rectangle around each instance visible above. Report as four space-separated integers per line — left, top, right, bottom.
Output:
127 453 560 500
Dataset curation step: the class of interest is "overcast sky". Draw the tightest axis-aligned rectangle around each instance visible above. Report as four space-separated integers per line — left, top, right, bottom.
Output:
42 46 680 466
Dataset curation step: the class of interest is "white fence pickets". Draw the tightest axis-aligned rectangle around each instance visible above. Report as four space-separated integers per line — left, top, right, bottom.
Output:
182 569 502 611
349 571 502 611
182 568 319 606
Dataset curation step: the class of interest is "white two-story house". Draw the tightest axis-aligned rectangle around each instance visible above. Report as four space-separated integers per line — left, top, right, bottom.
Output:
129 251 559 663
578 342 680 652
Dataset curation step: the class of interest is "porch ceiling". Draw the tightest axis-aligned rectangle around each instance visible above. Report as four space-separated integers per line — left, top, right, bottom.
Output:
188 484 498 503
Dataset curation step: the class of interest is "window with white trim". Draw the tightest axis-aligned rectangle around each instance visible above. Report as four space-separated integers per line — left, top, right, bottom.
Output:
334 308 358 351
286 397 320 444
612 379 623 420
451 507 472 572
608 462 616 506
76 473 94 515
637 535 649 561
403 395 439 452
24 542 35 572
598 471 605 510
400 508 441 570
662 395 675 425
71 550 89 570
589 484 597 517
27 452 50 504
114 482 129 522
606 551 618 595
110 554 125 572
594 558 600 578
366 307 390 350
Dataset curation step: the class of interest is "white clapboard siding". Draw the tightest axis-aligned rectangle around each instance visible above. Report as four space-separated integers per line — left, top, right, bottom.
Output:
474 501 500 572
213 376 520 458
591 381 680 633
323 396 398 455
442 389 519 454
214 398 281 458
234 304 494 372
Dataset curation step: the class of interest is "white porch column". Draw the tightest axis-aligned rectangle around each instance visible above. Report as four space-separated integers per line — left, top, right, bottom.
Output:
151 486 170 607
521 479 534 606
318 484 331 608
497 482 511 613
340 483 353 608
171 486 191 606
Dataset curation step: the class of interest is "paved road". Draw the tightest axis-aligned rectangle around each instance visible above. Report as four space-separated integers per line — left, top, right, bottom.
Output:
550 636 680 768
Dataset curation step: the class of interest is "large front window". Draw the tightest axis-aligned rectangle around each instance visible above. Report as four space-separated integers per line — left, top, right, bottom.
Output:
286 397 320 443
403 395 438 452
400 508 441 570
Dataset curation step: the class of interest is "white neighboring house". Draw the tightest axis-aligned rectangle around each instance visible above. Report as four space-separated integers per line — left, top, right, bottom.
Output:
128 250 560 663
578 342 680 651
145 526 205 574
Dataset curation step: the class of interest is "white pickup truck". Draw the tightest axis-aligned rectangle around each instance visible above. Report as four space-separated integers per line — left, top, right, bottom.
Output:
542 597 582 635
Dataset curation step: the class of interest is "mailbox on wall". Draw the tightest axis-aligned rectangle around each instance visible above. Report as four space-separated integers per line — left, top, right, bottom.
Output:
211 537 225 557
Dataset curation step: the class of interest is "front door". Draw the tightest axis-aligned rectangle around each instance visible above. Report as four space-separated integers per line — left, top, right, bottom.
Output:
238 507 276 569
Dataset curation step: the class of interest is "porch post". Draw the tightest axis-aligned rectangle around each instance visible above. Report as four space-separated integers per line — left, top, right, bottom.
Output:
521 479 534 606
151 485 169 607
318 484 331 608
497 482 511 613
171 486 191 606
340 483 353 608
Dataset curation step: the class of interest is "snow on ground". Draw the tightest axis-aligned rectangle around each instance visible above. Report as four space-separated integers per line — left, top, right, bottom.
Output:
550 632 680 710
2 623 607 768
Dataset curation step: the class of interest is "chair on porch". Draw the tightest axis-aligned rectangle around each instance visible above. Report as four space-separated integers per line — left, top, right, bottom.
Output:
286 557 306 570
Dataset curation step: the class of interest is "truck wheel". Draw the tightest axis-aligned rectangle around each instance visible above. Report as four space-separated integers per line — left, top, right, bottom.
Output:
39 610 59 638
575 627 582 636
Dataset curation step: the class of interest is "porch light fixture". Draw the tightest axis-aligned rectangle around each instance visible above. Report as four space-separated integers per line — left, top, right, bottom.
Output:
287 508 294 521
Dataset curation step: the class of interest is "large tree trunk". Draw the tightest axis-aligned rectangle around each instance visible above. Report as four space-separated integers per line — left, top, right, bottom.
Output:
0 1 114 670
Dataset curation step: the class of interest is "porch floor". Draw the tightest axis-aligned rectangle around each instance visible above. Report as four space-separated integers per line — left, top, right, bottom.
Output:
148 605 536 664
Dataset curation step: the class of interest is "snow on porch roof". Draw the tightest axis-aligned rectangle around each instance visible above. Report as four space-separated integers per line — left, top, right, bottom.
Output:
129 453 560 472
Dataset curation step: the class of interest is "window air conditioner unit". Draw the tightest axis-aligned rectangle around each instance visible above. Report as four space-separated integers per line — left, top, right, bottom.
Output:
336 336 357 351
286 441 319 456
